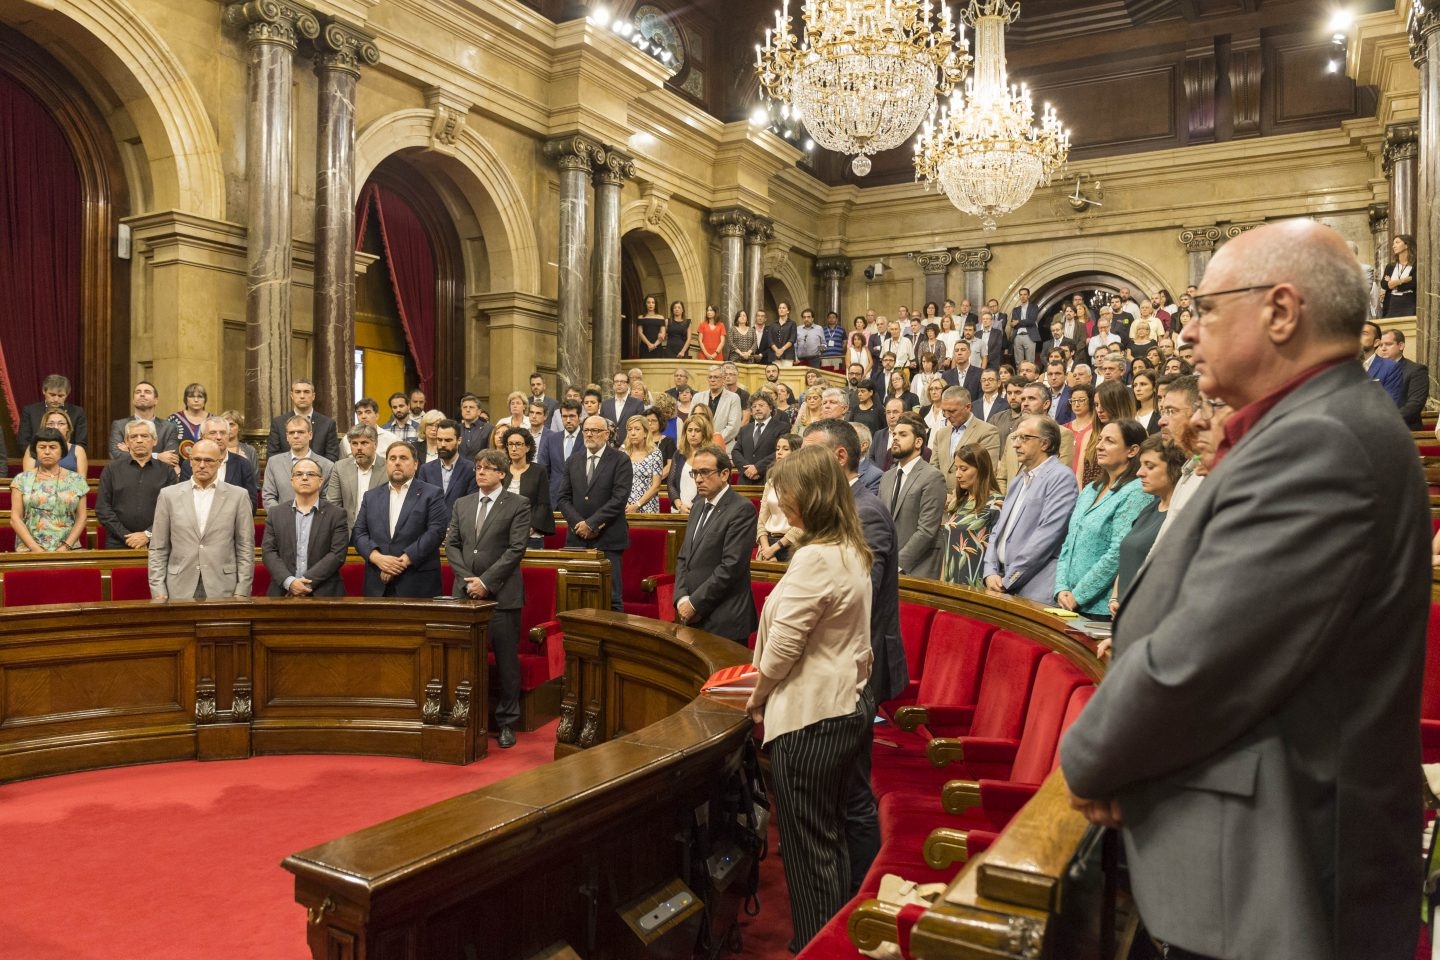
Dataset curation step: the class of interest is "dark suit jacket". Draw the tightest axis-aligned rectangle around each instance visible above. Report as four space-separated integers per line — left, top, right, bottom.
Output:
418 456 478 512
352 479 449 596
445 488 529 608
974 328 1006 369
1009 304 1042 343
1396 356 1429 430
261 499 350 596
108 416 180 459
940 366 983 400
1061 362 1426 959
601 397 645 435
557 444 632 552
266 411 341 462
852 479 906 702
1040 336 1079 363
514 463 555 535
672 487 757 643
20 402 89 451
731 417 789 481
537 428 582 501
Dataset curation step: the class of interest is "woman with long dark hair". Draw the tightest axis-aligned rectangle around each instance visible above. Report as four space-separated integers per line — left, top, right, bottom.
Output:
666 300 691 358
941 443 1003 587
1381 234 1416 318
635 294 667 358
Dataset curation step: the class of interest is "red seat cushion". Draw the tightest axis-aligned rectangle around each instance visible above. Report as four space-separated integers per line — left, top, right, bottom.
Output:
621 527 670 617
440 564 454 596
110 566 151 600
4 568 103 607
898 603 937 684
543 525 567 550
251 562 271 597
521 567 558 633
341 562 366 596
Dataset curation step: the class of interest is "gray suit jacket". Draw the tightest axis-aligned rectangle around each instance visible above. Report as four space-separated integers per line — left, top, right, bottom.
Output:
1061 362 1427 960
445 488 529 609
703 390 743 447
108 416 180 459
262 451 336 510
980 455 1077 602
877 459 947 579
323 457 387 529
148 481 255 599
933 415 1001 494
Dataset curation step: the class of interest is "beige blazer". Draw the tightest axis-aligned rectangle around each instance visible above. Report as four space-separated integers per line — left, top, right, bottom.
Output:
933 415 1002 494
148 481 255 599
753 541 873 744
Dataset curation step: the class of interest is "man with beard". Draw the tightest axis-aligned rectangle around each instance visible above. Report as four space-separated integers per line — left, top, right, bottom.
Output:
418 418 478 510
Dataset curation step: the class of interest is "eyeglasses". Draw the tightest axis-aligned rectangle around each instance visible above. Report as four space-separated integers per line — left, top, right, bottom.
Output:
581 428 608 435
291 471 322 479
1200 397 1229 414
1011 434 1041 444
691 468 721 479
1157 402 1196 419
505 439 527 446
191 457 220 465
1190 284 1276 324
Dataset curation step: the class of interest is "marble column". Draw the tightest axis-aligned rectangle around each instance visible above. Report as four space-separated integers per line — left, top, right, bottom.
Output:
954 247 992 310
1384 122 1419 241
225 1 319 433
709 209 750 327
545 136 600 392
743 217 773 321
1370 203 1392 278
1178 226 1222 286
815 256 850 319
1412 6 1440 369
311 20 378 425
915 251 954 311
590 148 633 383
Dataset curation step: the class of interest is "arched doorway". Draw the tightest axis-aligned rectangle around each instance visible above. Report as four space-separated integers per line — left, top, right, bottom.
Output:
621 228 687 359
1031 272 1145 328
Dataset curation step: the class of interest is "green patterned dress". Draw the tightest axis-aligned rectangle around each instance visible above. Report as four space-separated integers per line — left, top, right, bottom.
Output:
941 493 1003 587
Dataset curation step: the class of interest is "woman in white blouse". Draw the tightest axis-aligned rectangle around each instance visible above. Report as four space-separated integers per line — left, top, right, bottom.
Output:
745 444 874 950
754 434 802 561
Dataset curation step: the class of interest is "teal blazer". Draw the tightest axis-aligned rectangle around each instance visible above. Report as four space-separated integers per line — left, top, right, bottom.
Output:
1053 478 1153 615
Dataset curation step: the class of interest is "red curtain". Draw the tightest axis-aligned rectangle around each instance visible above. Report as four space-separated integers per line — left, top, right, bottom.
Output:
355 182 435 401
0 70 84 429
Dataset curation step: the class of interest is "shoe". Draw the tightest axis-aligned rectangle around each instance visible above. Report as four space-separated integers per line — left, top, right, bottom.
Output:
497 726 516 749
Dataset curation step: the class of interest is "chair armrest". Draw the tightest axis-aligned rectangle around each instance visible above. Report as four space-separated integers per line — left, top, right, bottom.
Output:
977 779 1040 814
893 705 927 732
641 573 675 593
951 737 1019 766
941 779 981 815
527 619 566 680
926 737 966 767
923 827 973 870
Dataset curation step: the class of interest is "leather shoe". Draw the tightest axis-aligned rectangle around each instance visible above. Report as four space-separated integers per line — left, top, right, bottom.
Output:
497 726 516 749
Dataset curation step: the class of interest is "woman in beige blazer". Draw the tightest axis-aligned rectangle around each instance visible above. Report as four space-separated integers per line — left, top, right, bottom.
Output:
745 444 873 950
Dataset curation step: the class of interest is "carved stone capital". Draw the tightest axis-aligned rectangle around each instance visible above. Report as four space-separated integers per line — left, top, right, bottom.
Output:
1410 5 1440 66
1222 222 1261 241
592 148 635 188
1370 202 1391 234
708 207 753 239
641 184 671 227
915 251 954 275
1383 122 1420 172
745 216 774 246
421 678 444 724
1179 225 1222 253
953 247 991 272
425 87 473 151
313 19 379 76
545 134 603 174
225 0 320 49
815 255 851 278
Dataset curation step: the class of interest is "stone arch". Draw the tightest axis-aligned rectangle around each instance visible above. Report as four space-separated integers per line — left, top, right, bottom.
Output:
2 0 225 217
999 250 1170 318
356 110 542 296
763 255 809 314
620 202 706 308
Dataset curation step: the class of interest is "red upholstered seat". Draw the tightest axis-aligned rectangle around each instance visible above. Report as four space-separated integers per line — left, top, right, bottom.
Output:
898 602 937 690
94 526 108 550
251 563 270 597
3 568 102 607
440 564 455 597
341 562 366 596
1421 603 1440 763
745 580 781 647
879 612 994 727
110 566 151 600
85 489 98 509
253 521 265 545
0 527 16 552
621 526 670 619
542 525 567 550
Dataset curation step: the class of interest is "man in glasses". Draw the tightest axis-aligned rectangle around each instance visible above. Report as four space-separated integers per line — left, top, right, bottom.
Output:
671 445 756 645
148 440 255 600
1062 220 1428 960
981 414 1077 603
261 456 349 597
557 415 632 611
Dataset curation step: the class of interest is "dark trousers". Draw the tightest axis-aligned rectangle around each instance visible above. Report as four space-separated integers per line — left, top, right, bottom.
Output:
844 687 880 894
490 608 521 731
603 549 624 611
769 701 870 951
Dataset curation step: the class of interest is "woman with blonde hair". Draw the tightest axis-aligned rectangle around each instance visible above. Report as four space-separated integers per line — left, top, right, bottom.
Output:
220 410 258 466
416 409 446 462
23 408 87 476
622 415 664 513
668 406 716 513
796 385 825 430
499 391 527 434
747 444 874 950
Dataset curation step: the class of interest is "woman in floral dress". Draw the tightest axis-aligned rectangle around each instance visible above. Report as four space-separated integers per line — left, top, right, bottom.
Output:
11 428 89 552
941 442 1002 587
623 415 664 513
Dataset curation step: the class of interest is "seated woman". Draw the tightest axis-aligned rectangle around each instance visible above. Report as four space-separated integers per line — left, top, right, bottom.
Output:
942 442 1003 587
11 428 89 553
772 382 798 427
1108 435 1186 618
22 409 88 478
1053 419 1153 619
745 444 874 951
755 433 802 562
499 426 555 549
796 385 825 431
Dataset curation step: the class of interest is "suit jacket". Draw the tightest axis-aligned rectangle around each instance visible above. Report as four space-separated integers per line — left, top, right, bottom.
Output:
513 462 556 535
979 455 1077 602
537 428 582 501
973 393 1007 422
323 457 387 529
878 458 947 579
418 456 479 512
732 417 789 481
1366 355 1405 406
556 444 632 552
20 402 89 451
457 420 493 461
1040 336 1078 362
868 427 893 471
261 498 350 596
261 451 336 510
352 479 449 597
856 457 884 495
703 390 743 447
602 396 645 435
973 328 1006 370
1049 385 1075 425
109 416 180 459
853 479 907 702
672 487 757 643
148 481 255 598
1395 356 1429 430
940 366 983 400
1061 362 1426 960
933 415 1002 494
265 411 341 462
445 488 530 608
1009 304 1042 344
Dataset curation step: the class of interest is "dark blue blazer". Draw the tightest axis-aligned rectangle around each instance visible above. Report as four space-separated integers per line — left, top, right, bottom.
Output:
353 479 449 597
556 444 632 552
417 456 478 511
600 397 646 435
941 366 983 400
852 481 907 702
1050 385 1075 425
538 428 582 501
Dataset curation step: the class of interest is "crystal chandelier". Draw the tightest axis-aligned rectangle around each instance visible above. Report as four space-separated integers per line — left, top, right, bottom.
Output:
756 0 971 176
913 0 1068 230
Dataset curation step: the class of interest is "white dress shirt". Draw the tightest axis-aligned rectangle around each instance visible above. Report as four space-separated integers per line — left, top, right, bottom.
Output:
191 479 217 537
388 480 412 536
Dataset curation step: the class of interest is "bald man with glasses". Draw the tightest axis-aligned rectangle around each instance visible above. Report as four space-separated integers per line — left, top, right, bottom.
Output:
262 456 350 597
557 415 633 611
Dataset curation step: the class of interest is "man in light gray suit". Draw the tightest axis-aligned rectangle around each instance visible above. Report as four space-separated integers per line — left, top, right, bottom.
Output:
981 415 1077 603
931 386 1000 495
878 414 946 579
324 424 386 530
1062 221 1427 960
148 440 255 599
262 416 335 510
701 364 742 449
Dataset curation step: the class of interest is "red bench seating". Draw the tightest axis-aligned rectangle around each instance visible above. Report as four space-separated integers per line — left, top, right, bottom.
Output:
3 567 103 606
879 611 994 727
1423 603 1440 763
621 527 673 620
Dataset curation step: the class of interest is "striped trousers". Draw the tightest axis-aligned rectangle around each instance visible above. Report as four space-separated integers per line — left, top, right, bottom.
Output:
768 700 871 950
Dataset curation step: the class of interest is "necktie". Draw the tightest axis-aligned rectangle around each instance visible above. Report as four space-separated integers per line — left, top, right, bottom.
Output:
564 432 576 459
754 422 763 444
693 500 712 540
889 467 904 513
587 454 598 483
475 495 491 533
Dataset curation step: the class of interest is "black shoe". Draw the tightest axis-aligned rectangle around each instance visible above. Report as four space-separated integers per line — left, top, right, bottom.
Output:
497 726 516 749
